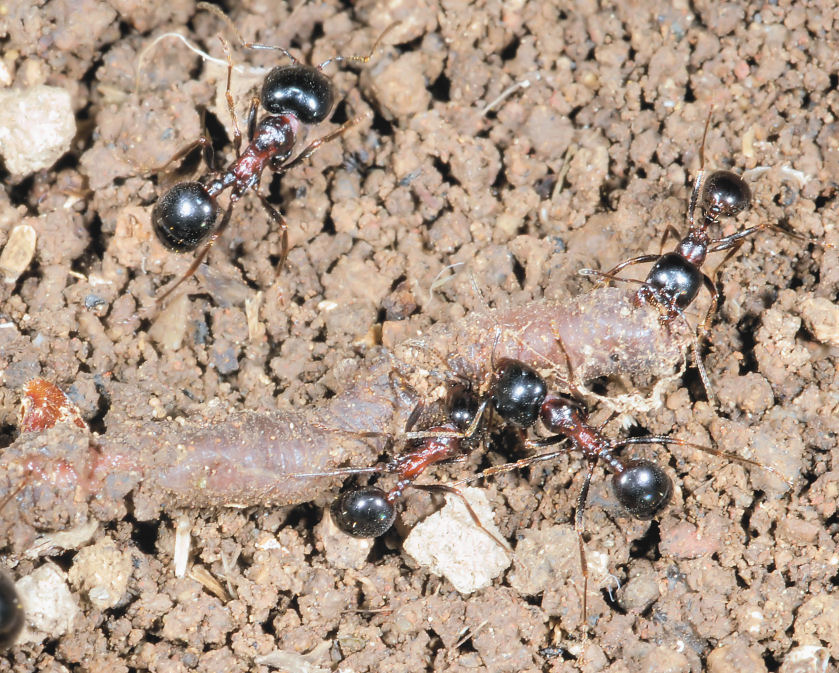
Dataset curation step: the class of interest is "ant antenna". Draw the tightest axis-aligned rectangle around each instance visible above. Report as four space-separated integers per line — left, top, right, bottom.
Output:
317 22 401 72
197 1 300 64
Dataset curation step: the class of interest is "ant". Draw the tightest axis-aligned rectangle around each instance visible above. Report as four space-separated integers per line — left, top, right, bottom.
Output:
0 570 23 649
581 112 804 396
149 11 396 304
325 352 581 541
450 337 793 623
292 380 509 547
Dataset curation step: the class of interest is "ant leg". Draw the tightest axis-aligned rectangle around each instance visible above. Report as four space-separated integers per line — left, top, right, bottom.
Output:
595 411 618 434
149 134 217 177
574 459 598 629
404 400 425 433
276 114 368 175
552 327 585 396
286 465 384 479
687 110 714 230
451 441 573 488
597 254 660 280
246 96 259 142
194 1 300 62
0 482 25 516
697 271 722 340
410 483 511 553
690 327 714 405
402 400 489 442
156 201 234 305
616 436 794 489
577 268 648 290
658 225 683 254
217 35 245 157
256 194 289 272
706 222 790 253
686 170 707 231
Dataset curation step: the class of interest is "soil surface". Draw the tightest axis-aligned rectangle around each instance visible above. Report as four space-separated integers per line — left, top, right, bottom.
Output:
1 1 838 672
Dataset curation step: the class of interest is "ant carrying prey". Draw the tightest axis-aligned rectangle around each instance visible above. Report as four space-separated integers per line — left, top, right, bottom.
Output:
581 112 809 398
450 337 793 623
149 10 396 303
290 380 511 548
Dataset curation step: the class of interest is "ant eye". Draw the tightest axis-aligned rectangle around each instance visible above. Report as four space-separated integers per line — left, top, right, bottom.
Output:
612 459 672 520
152 182 219 252
261 65 335 124
701 170 751 218
0 571 23 649
492 360 547 427
330 487 395 537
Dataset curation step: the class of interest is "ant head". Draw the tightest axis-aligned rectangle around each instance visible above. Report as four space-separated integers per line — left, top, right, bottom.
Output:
447 382 479 432
491 359 548 428
701 170 751 219
330 487 395 538
152 181 219 252
645 252 703 310
539 395 587 434
0 571 23 649
260 64 335 124
612 459 672 520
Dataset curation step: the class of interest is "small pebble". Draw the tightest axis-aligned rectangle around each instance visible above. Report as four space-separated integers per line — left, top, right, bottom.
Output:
148 292 190 351
637 645 690 673
707 641 768 673
0 223 36 283
318 509 374 571
0 85 75 178
617 572 660 612
16 565 79 645
780 645 829 673
799 296 839 347
403 487 510 594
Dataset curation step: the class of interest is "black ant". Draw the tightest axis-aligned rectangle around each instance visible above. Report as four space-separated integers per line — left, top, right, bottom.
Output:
450 337 792 623
325 352 584 541
292 380 509 547
581 112 804 396
149 11 396 304
0 570 23 649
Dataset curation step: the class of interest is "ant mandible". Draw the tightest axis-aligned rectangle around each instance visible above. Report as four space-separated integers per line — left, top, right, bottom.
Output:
150 10 396 304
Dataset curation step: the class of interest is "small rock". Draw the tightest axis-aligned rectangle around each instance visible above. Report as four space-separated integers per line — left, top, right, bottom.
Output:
780 645 829 673
68 536 132 610
799 296 839 346
707 641 768 673
636 645 690 673
508 525 579 595
148 292 191 351
617 572 660 612
0 85 75 178
16 565 80 645
659 520 720 559
402 487 511 594
793 594 839 658
0 224 36 283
